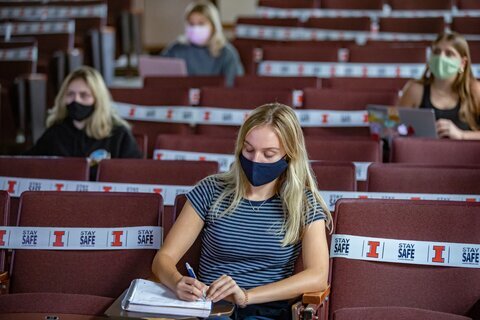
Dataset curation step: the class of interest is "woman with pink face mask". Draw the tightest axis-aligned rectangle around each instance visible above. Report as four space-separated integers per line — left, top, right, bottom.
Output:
162 0 244 87
399 32 480 139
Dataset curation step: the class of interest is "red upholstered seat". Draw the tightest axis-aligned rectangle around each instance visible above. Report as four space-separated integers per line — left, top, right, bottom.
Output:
391 138 480 165
197 87 293 136
0 292 114 316
311 161 356 191
367 163 480 194
379 17 446 34
329 199 480 319
333 306 471 320
387 0 453 10
96 159 218 242
110 87 193 157
305 137 382 191
305 17 371 31
0 156 89 226
143 76 225 90
8 192 162 298
320 0 383 10
234 76 322 89
155 134 236 154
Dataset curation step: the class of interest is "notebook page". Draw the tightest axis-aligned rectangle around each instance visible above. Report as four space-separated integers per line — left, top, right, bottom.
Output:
129 279 211 311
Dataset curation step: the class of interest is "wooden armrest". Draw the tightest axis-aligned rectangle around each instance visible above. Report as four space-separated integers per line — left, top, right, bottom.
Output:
0 271 8 283
302 285 330 305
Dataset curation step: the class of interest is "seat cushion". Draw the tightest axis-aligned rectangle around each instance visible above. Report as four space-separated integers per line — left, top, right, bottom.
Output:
0 293 114 315
333 306 471 320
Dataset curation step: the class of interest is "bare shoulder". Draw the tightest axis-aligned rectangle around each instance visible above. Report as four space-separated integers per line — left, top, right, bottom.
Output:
398 79 423 107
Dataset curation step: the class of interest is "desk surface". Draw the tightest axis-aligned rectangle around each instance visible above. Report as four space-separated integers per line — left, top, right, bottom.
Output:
0 314 107 320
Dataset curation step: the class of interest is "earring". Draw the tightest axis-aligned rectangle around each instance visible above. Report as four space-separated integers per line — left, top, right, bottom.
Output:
459 68 464 74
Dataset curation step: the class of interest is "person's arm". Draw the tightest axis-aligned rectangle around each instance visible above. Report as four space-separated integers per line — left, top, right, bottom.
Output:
23 127 54 155
398 80 423 108
151 201 207 301
222 45 245 87
206 219 329 305
119 128 142 158
246 219 329 304
437 80 480 140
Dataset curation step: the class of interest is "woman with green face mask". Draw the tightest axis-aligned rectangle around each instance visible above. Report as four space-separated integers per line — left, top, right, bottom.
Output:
398 32 480 140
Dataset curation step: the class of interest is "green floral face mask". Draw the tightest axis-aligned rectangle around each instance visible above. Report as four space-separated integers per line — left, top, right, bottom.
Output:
428 54 462 79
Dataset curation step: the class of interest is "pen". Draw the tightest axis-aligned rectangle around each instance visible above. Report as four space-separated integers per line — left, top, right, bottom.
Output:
185 262 207 301
185 262 197 279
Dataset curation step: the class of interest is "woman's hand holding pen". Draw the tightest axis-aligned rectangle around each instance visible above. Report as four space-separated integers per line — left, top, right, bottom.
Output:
175 276 208 302
206 274 246 304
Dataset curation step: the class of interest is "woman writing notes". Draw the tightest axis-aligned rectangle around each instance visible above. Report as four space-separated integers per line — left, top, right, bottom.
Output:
399 32 480 139
152 103 331 319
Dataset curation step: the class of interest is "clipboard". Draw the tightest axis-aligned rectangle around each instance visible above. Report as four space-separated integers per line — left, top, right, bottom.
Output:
105 289 234 320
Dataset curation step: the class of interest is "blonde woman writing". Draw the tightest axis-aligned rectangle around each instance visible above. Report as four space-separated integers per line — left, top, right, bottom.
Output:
152 103 331 319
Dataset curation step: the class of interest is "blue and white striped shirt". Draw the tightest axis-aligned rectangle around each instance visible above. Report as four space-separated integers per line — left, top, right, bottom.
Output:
186 176 325 289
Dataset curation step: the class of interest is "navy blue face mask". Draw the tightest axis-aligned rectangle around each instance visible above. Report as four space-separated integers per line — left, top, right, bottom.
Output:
239 153 288 187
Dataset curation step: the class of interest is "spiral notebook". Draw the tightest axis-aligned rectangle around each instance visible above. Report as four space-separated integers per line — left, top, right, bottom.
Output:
121 279 212 318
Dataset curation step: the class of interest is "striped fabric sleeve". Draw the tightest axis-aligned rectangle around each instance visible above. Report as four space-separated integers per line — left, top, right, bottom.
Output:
305 190 326 225
186 176 217 221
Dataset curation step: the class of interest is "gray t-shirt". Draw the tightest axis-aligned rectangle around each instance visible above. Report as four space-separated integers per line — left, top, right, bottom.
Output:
162 41 244 86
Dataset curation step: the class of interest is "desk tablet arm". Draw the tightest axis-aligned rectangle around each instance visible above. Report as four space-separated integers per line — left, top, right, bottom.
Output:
0 271 9 294
292 286 330 320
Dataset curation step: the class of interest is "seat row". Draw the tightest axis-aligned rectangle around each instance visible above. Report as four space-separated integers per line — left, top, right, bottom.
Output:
0 189 478 318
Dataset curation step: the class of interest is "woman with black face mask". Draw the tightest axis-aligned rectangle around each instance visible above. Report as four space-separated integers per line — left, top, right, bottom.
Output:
26 66 142 172
152 103 332 320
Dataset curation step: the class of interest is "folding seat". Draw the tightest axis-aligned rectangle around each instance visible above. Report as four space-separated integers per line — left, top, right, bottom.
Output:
261 45 339 63
367 163 480 194
0 156 90 225
305 137 382 190
320 0 383 10
378 17 446 34
326 199 480 319
236 17 301 27
348 45 427 63
324 77 407 92
0 191 9 290
386 0 453 10
303 88 398 110
0 191 162 315
110 87 194 157
456 0 480 10
304 17 371 31
0 21 75 74
96 159 218 186
451 17 480 36
155 134 236 155
197 87 293 136
143 76 225 90
311 161 356 191
302 88 397 137
234 76 322 89
257 0 317 9
391 137 480 165
96 158 218 240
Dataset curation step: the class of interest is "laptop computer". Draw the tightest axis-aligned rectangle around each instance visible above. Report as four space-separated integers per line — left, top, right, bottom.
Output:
367 105 438 140
138 55 188 78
